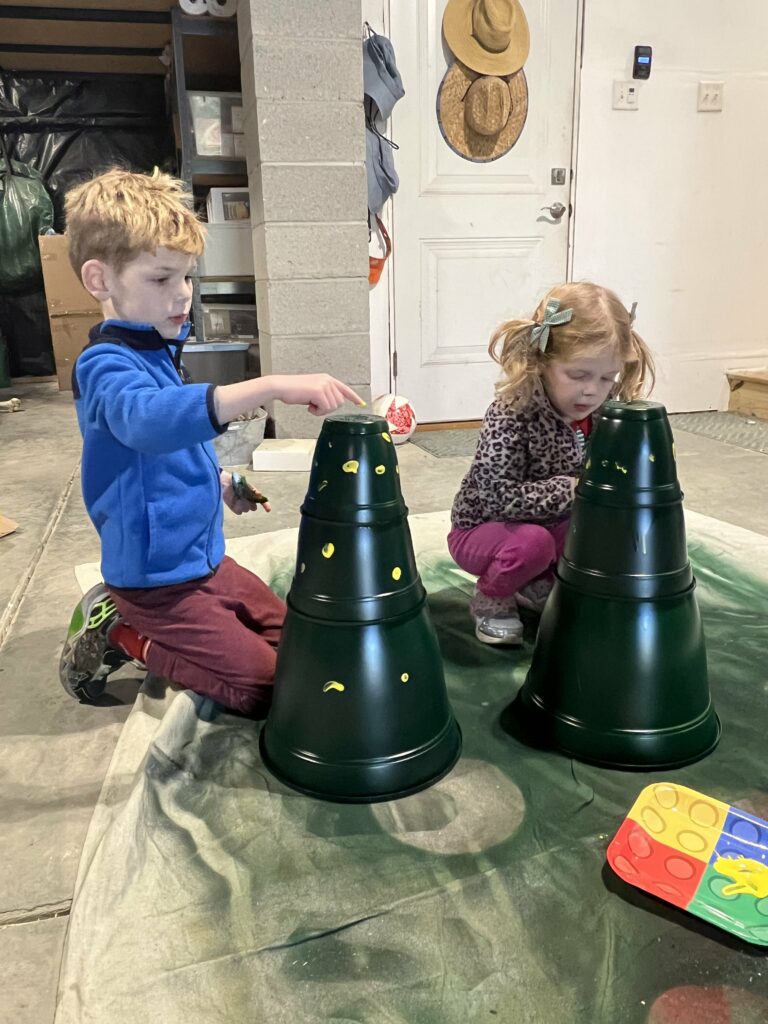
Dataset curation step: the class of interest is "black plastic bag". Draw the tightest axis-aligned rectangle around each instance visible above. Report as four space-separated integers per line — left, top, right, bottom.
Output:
0 133 54 293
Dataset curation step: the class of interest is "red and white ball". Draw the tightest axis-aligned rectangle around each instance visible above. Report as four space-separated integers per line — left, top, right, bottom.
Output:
372 393 417 444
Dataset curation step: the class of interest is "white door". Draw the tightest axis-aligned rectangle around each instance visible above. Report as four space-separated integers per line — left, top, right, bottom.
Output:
389 0 580 422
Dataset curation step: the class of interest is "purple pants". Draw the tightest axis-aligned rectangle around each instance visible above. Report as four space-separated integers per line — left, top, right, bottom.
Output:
109 556 285 715
447 519 570 598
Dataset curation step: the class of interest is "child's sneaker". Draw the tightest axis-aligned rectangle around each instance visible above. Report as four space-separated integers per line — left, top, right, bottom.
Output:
59 584 129 702
474 611 524 645
516 575 554 615
470 585 524 646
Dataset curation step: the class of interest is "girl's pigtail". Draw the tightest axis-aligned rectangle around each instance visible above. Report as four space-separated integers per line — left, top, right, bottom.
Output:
488 317 539 406
617 328 656 400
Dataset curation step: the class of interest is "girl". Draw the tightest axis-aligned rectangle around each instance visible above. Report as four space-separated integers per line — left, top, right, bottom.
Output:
448 282 655 645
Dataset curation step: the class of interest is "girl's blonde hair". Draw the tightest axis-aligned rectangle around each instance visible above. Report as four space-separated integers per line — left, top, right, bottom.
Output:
489 281 655 407
64 166 205 276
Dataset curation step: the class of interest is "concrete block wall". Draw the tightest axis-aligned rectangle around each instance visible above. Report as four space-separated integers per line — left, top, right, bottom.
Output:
237 0 371 438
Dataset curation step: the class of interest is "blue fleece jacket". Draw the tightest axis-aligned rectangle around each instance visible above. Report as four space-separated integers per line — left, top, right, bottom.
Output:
72 320 228 588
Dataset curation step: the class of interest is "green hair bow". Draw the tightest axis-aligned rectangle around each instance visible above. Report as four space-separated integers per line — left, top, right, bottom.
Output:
530 298 574 353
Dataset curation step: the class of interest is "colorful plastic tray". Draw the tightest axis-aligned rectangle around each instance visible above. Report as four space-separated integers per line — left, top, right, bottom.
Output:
607 783 768 945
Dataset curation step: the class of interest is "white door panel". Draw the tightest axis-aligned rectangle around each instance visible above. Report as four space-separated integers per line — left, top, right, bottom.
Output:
390 0 579 422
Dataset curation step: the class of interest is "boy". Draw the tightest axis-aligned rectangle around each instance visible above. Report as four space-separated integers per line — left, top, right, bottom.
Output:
59 167 362 715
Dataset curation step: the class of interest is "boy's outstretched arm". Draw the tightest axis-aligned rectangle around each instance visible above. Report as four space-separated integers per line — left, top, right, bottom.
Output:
214 374 364 425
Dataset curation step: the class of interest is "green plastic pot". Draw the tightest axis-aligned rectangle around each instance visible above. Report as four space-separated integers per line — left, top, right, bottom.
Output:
289 516 424 622
260 413 462 802
561 400 691 599
510 400 719 769
578 400 681 508
516 577 720 769
302 414 405 526
260 598 462 802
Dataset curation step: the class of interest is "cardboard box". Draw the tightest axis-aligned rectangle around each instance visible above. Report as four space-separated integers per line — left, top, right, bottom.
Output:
39 234 100 391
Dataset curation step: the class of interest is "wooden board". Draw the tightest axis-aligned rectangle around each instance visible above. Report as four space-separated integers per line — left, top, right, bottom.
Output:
727 371 768 421
1 51 166 75
7 0 174 10
2 18 170 49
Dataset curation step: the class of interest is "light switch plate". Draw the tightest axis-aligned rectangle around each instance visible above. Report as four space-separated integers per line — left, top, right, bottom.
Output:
698 81 724 112
613 81 639 110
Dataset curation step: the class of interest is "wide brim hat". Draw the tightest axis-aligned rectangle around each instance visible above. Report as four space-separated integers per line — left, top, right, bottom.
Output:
443 0 530 77
437 60 528 163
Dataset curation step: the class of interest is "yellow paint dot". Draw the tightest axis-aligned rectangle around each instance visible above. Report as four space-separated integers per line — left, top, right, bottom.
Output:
382 432 391 443
322 543 335 559
342 460 359 474
392 567 402 581
318 480 329 492
300 562 306 573
375 465 386 475
585 458 591 469
322 680 345 693
396 465 399 474
649 454 656 462
614 462 628 474
400 673 409 683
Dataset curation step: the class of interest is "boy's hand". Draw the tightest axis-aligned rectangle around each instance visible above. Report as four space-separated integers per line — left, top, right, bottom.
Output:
221 470 272 515
270 374 364 416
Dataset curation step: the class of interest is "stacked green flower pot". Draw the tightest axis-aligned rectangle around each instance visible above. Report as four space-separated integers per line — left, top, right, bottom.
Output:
260 413 462 802
515 400 720 769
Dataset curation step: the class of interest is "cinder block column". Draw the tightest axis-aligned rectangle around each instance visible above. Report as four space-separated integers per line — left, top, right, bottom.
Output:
237 0 370 438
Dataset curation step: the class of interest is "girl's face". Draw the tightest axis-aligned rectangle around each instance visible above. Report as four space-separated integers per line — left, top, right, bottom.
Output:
541 350 622 421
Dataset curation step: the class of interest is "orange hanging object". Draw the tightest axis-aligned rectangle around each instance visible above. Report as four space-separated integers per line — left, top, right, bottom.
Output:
368 215 392 287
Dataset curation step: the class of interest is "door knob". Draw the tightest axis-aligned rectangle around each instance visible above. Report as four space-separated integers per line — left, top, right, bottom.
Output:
540 202 567 220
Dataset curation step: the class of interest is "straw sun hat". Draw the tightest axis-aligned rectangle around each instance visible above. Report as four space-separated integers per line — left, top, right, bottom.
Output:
442 0 530 77
437 60 528 162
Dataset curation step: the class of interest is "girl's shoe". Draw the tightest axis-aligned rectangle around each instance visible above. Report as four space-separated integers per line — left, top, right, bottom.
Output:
516 575 554 614
474 611 524 645
59 584 129 703
470 585 523 645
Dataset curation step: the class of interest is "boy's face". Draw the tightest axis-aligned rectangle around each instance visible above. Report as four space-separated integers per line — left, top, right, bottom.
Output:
97 247 196 340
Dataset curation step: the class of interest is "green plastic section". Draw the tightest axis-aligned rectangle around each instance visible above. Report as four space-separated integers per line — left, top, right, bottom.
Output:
517 400 719 769
261 414 462 802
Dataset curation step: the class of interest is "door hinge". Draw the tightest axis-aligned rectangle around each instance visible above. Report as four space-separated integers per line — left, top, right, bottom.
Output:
391 349 398 380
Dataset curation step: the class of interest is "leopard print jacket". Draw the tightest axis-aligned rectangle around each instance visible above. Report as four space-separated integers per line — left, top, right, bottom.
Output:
451 386 586 529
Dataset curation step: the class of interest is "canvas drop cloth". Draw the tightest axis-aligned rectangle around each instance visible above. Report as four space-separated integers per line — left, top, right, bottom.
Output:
56 511 768 1024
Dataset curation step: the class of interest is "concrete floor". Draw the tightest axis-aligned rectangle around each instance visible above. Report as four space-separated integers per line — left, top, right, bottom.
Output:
1 380 767 1023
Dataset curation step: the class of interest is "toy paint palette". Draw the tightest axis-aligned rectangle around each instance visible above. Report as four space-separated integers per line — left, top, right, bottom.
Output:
608 783 768 945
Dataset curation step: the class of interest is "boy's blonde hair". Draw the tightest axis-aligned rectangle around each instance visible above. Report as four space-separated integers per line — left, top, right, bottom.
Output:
64 167 205 276
489 281 655 407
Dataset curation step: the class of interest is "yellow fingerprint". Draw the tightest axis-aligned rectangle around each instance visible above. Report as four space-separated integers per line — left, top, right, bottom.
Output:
401 673 409 683
300 562 306 573
322 543 335 559
323 680 345 694
392 567 402 581
318 480 329 492
382 432 392 443
342 460 359 474
375 465 386 475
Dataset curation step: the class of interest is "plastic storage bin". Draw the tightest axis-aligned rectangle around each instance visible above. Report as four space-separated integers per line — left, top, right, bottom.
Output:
202 304 257 340
182 341 249 386
197 223 253 278
187 91 243 158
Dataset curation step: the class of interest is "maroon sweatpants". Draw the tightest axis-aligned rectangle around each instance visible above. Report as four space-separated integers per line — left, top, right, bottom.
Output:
108 556 286 715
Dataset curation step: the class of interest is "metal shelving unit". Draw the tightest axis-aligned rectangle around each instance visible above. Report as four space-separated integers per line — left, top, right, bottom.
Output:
170 6 253 346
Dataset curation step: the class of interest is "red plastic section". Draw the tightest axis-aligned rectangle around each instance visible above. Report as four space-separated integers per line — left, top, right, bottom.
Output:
607 817 707 909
